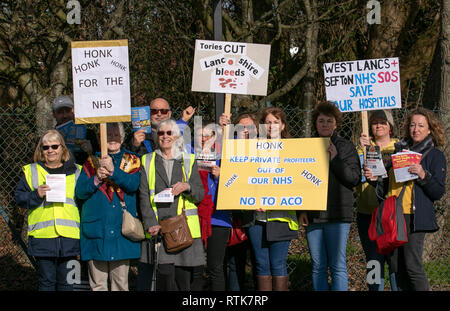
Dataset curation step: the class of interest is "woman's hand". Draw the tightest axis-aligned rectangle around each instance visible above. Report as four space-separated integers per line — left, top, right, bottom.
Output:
328 142 338 160
219 113 231 128
298 212 309 227
408 163 426 179
171 182 190 196
96 166 110 180
211 165 220 178
37 185 51 198
148 225 161 236
363 165 377 181
100 155 114 174
359 133 371 149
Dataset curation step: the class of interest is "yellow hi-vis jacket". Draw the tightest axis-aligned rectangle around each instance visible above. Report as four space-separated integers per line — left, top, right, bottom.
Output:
266 210 299 231
141 152 201 239
22 163 81 239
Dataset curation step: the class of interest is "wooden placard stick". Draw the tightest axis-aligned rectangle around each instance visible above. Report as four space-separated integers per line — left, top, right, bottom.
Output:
361 110 369 160
223 93 232 139
100 123 108 158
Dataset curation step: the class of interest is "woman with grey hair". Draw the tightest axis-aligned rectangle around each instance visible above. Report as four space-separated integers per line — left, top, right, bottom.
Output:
76 122 141 291
139 119 205 291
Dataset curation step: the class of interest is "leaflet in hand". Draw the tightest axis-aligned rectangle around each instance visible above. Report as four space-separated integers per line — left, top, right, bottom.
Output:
131 106 151 133
391 150 422 183
45 174 66 203
154 188 174 203
195 151 217 172
365 145 387 177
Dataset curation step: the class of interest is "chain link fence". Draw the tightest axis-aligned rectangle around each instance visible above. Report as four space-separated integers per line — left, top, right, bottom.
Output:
0 104 448 291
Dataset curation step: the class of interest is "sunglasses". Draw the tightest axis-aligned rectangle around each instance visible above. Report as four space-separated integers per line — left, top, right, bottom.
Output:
157 130 174 136
42 144 61 151
150 109 170 115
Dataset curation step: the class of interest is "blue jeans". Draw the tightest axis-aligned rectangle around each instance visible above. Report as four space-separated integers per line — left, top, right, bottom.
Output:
357 213 398 291
36 256 77 291
227 239 256 291
248 222 290 276
306 222 350 291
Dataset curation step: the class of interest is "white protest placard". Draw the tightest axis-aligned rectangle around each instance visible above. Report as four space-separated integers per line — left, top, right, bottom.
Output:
191 40 271 96
323 57 401 113
71 40 131 124
45 174 66 203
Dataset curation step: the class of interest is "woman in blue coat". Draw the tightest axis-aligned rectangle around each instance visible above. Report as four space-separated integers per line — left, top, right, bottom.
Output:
76 123 141 291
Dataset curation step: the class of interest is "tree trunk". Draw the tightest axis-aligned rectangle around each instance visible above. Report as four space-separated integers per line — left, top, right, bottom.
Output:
421 0 449 264
301 0 319 138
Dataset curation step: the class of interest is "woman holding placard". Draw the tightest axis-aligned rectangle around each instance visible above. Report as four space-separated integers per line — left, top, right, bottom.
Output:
364 107 446 291
246 107 298 291
356 109 399 291
298 101 361 291
76 123 141 291
15 130 81 291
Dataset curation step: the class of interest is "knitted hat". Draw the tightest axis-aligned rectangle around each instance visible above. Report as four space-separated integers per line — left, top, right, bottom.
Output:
369 109 395 136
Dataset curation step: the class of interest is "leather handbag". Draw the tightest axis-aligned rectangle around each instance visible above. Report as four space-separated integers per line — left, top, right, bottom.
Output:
121 202 145 241
159 208 194 253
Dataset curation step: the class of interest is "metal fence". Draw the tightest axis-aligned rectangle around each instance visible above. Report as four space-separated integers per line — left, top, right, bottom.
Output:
0 104 448 291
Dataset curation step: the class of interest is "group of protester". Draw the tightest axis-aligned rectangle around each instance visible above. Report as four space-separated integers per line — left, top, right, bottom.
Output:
14 95 447 292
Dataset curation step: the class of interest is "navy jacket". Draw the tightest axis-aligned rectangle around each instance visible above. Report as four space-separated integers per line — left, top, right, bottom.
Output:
14 159 80 257
376 136 446 232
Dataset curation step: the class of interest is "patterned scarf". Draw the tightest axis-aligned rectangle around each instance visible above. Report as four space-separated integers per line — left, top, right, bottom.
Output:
82 151 140 203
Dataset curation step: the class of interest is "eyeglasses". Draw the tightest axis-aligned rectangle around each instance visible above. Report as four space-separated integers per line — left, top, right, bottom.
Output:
157 130 173 136
150 109 170 115
42 144 61 151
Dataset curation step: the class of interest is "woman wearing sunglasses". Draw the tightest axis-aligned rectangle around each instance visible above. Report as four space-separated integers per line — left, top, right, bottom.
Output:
15 130 82 291
139 119 205 291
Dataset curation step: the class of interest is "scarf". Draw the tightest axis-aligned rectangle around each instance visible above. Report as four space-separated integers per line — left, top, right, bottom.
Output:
197 169 215 248
83 150 140 203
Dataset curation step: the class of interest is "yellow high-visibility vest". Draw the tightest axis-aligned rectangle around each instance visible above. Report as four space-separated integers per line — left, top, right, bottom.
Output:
22 163 81 239
267 210 299 231
141 152 201 239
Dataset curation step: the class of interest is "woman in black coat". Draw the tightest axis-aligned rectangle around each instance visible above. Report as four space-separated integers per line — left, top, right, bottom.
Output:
299 101 361 291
